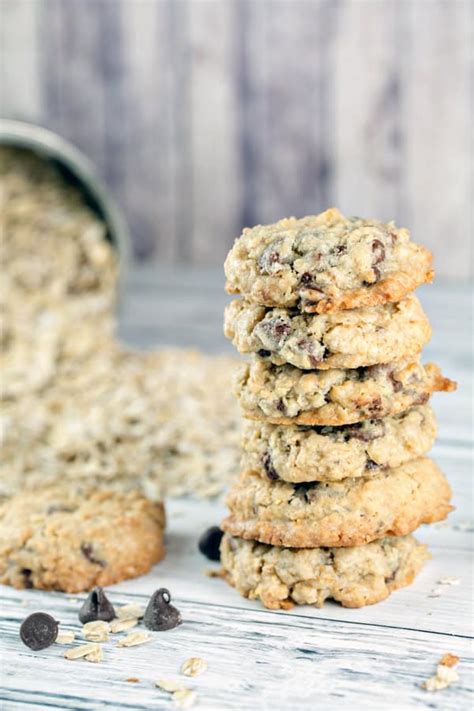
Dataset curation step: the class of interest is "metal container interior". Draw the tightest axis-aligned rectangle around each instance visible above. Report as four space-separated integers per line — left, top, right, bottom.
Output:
0 119 131 292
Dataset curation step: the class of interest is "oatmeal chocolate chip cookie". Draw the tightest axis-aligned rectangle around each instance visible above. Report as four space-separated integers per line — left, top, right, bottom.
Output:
224 295 431 370
220 533 430 609
242 405 437 483
224 208 433 313
0 486 166 592
222 458 452 548
236 357 456 425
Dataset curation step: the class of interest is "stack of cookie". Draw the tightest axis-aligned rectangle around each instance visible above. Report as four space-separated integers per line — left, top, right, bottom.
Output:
220 208 456 609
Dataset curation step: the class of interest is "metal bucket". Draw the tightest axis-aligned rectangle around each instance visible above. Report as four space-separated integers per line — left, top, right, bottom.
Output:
0 119 131 288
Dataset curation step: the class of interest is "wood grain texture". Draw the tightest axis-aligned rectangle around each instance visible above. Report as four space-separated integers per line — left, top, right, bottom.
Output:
0 0 471 274
1 274 472 710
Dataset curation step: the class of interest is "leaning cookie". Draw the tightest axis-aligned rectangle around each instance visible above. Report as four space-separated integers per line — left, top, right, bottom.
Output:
220 533 430 609
236 357 456 425
0 486 166 592
224 208 433 313
242 405 437 483
222 459 452 548
224 295 431 370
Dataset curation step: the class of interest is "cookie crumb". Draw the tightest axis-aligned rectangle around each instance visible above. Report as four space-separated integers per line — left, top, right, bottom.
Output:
438 577 460 586
110 617 139 633
126 677 140 683
156 678 185 693
82 620 110 642
439 653 460 668
116 631 152 647
64 643 101 660
116 604 144 621
422 654 460 691
204 568 222 578
56 630 75 645
181 657 208 677
172 688 197 709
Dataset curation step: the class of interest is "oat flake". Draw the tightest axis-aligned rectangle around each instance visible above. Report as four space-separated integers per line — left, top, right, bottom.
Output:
82 620 110 642
116 603 144 621
64 643 101 660
56 630 75 645
181 657 208 677
156 678 185 693
116 631 152 647
172 689 197 709
110 617 139 633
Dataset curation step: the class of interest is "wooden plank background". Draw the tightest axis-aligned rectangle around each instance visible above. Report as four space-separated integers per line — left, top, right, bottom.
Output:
0 0 472 276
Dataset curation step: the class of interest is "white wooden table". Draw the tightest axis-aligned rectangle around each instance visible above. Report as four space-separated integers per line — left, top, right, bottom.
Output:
1 270 472 710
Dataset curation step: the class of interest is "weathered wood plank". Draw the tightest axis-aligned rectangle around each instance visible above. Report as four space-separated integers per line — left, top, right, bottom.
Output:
188 0 242 264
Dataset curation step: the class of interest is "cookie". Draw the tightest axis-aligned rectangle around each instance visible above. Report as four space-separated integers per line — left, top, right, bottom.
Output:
236 357 455 425
222 458 452 548
220 533 430 609
224 208 433 313
0 486 166 592
242 405 437 483
224 295 431 370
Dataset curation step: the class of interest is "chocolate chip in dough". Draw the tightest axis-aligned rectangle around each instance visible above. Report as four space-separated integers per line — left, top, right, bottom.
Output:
20 612 59 650
198 526 224 561
143 588 182 631
78 586 116 624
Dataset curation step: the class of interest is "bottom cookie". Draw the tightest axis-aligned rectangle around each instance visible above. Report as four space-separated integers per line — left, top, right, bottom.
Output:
0 485 166 592
220 533 429 609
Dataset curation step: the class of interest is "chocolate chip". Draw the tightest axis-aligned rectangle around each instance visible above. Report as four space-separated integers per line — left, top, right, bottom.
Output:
367 397 384 416
389 371 403 392
333 244 347 256
257 349 271 358
21 568 33 589
296 338 325 367
79 586 116 624
143 588 182 631
292 482 316 504
258 318 291 348
366 459 380 471
198 526 223 561
344 420 385 442
372 239 385 265
258 239 286 274
276 398 286 413
300 272 314 286
20 612 59 650
263 453 279 481
80 543 106 567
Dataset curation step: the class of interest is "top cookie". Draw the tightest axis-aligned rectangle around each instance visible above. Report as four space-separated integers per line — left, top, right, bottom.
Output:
225 208 433 313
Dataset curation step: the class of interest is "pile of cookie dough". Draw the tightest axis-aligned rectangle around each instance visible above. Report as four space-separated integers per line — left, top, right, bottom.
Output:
219 208 456 609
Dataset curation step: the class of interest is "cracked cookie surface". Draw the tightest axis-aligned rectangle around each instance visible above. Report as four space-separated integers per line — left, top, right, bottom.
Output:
220 533 430 609
222 458 452 548
242 405 437 483
224 208 433 313
224 295 431 370
0 486 166 592
236 357 456 425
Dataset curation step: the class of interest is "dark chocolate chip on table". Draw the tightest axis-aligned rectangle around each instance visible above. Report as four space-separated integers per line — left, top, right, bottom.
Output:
20 612 59 650
79 586 116 624
198 526 224 561
143 588 182 631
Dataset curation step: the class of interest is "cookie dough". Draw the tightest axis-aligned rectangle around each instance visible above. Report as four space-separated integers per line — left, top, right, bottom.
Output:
241 405 437 483
224 296 431 370
235 358 456 425
222 458 452 548
0 486 166 592
224 208 433 313
220 533 430 609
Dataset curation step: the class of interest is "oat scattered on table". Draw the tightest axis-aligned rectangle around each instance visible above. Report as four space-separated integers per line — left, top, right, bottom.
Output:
172 688 198 709
110 617 139 633
156 678 186 693
181 657 208 677
116 631 152 647
438 577 460 586
82 620 110 642
85 645 104 663
116 604 144 621
64 643 102 660
56 630 76 645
